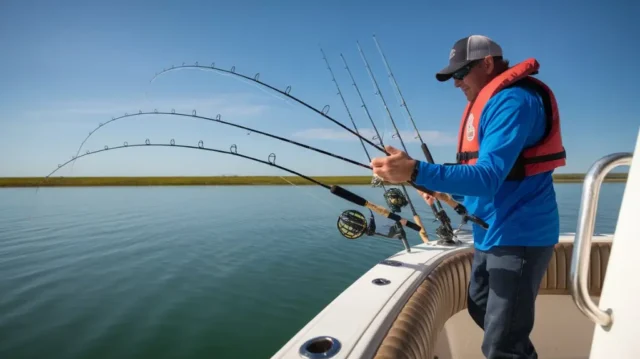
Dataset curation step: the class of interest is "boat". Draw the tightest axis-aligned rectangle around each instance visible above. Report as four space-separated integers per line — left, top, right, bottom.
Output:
271 128 639 359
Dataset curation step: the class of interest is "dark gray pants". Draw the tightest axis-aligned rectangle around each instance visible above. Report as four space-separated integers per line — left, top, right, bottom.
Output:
467 245 555 359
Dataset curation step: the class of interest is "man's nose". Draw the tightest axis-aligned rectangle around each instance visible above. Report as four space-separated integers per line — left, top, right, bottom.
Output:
454 78 462 88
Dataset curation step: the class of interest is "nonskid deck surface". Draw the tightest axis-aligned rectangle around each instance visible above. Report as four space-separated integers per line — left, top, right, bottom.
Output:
273 233 614 359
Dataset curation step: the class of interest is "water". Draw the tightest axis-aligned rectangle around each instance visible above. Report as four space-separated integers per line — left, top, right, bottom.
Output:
0 183 628 359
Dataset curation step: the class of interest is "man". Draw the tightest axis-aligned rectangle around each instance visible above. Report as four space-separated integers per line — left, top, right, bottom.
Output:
370 35 566 358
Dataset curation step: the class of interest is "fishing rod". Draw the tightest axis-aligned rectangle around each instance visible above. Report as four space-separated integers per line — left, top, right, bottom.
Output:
356 41 458 243
372 35 450 213
63 107 481 230
372 35 437 164
44 140 425 235
151 62 384 152
339 52 456 244
150 62 488 230
320 46 426 247
372 35 474 240
70 110 369 173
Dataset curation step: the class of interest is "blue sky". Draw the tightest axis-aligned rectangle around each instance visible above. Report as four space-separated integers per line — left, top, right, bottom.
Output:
1 0 638 178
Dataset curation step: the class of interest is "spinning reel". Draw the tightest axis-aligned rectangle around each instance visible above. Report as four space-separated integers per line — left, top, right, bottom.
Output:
383 187 408 213
336 209 410 251
336 209 375 240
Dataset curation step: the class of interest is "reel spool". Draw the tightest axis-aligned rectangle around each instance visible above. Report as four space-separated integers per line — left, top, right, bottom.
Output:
370 175 384 188
337 209 374 239
383 188 408 213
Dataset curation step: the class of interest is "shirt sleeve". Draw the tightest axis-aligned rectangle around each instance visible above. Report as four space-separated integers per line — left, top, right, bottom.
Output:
414 87 541 197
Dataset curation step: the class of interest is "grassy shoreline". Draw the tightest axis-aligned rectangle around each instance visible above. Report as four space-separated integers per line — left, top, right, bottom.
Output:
0 173 628 187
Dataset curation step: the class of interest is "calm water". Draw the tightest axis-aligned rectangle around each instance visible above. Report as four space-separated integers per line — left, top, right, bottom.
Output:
0 183 627 359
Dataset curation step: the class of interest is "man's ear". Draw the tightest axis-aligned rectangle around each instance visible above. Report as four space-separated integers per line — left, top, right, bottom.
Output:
483 55 494 75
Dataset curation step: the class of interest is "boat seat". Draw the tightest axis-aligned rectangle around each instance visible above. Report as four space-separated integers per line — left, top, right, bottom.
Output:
372 241 612 359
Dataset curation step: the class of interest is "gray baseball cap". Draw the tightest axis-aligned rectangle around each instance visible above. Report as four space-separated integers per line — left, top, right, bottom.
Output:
435 35 503 82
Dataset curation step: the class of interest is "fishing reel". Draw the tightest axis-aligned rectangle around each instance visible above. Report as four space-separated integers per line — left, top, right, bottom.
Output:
383 188 408 213
432 208 468 246
337 209 411 252
370 175 384 188
336 209 405 241
337 209 375 240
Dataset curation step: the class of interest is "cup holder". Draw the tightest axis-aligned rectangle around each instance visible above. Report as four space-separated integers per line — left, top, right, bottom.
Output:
299 336 341 358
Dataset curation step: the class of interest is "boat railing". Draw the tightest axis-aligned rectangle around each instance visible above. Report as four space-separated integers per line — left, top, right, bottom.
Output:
570 152 632 329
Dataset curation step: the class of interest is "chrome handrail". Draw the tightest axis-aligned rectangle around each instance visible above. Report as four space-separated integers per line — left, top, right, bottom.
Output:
570 152 632 328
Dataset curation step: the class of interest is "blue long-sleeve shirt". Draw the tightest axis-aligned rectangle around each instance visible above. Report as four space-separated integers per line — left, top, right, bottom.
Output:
415 84 560 250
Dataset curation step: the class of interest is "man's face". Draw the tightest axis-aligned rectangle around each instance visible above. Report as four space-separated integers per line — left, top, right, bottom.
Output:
452 57 494 102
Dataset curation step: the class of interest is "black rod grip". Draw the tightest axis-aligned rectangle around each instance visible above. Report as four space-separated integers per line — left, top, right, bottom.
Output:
386 212 421 232
468 215 490 229
403 219 421 232
330 185 366 206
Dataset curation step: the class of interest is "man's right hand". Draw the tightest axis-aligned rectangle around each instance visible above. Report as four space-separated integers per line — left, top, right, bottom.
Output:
417 189 435 206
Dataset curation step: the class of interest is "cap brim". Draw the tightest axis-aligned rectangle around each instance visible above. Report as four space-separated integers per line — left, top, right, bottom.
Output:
435 60 473 82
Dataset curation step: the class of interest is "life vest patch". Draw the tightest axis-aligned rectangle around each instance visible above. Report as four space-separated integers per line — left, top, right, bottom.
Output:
465 113 475 141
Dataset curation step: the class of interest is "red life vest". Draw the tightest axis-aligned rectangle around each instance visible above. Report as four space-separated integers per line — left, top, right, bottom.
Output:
455 58 566 180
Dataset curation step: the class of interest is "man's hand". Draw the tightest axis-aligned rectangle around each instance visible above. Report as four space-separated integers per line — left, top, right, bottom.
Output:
371 145 417 184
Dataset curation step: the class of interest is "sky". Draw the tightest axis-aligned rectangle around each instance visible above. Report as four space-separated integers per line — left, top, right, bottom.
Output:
1 0 638 178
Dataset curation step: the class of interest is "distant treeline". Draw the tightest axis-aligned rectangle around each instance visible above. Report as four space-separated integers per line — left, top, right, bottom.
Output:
0 173 628 187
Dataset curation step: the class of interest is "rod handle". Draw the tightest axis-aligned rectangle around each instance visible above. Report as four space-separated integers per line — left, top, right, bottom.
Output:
330 185 366 206
408 181 490 229
413 214 430 243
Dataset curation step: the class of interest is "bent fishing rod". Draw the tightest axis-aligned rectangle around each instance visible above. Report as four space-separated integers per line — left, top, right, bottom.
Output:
70 110 368 173
71 109 487 229
45 140 424 234
150 62 488 229
356 41 458 241
320 46 427 246
151 62 383 152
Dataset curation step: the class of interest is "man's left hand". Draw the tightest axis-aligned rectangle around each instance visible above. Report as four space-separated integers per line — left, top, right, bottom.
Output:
371 145 417 184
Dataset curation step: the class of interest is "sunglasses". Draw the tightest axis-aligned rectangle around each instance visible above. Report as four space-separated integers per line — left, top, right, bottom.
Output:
452 60 480 80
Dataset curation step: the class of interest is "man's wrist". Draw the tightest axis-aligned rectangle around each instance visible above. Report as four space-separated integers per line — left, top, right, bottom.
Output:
410 160 420 182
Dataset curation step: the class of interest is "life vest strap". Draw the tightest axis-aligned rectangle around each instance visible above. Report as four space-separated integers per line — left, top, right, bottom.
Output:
454 148 567 180
456 151 479 162
505 148 567 180
522 148 566 164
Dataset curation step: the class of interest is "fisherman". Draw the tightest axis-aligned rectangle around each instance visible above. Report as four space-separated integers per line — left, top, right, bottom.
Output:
370 35 566 359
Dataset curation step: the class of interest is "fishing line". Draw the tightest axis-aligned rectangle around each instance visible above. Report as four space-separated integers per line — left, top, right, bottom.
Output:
148 61 488 230
44 140 425 235
320 45 423 246
277 175 339 211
